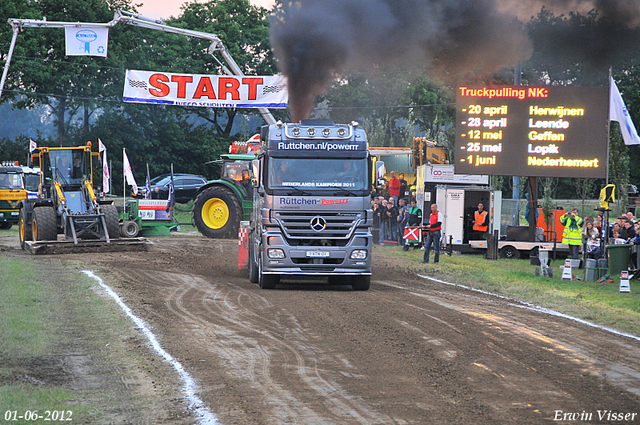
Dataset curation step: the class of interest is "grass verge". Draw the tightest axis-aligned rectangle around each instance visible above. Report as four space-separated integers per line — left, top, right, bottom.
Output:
0 255 95 421
0 254 179 423
375 245 640 337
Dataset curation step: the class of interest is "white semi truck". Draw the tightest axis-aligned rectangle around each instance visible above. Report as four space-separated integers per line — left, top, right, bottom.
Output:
248 120 374 290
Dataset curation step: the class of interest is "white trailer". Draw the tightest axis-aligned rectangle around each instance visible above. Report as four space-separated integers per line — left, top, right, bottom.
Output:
416 164 568 258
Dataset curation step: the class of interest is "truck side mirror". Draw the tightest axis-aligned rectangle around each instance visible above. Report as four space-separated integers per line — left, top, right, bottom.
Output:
374 160 385 188
251 159 260 188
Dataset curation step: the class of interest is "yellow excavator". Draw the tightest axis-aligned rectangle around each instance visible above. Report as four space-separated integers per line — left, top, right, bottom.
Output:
411 137 450 167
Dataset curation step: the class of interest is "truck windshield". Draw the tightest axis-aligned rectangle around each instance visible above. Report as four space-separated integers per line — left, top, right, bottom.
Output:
268 158 368 192
0 172 23 189
24 174 40 192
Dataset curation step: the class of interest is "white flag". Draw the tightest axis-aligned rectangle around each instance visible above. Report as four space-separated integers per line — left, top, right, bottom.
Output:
65 26 109 57
29 139 37 153
98 138 106 153
610 76 640 145
103 149 110 194
123 149 138 194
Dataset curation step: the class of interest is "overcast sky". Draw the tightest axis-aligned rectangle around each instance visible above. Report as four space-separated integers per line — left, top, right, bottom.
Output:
137 0 275 20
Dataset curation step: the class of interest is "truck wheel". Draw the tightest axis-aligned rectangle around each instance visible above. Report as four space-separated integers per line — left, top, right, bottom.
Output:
121 220 140 238
258 253 279 289
351 275 371 291
32 206 58 242
19 208 32 250
328 276 350 285
500 245 520 259
102 204 120 240
0 222 12 230
248 236 259 284
193 186 241 239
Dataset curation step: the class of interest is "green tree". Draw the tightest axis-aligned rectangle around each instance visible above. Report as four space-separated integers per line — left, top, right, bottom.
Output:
613 66 640 186
525 8 640 87
1 0 142 146
323 69 413 146
574 178 596 217
405 75 455 152
173 0 284 135
608 124 630 217
523 9 640 203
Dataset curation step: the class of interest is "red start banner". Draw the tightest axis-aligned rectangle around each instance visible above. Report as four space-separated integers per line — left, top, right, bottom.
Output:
123 69 287 109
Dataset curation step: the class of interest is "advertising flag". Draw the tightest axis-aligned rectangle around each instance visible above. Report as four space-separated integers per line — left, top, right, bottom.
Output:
102 149 110 194
123 69 287 109
98 138 106 153
610 76 640 145
29 139 37 153
65 26 109 57
145 165 151 200
166 165 175 213
123 149 138 194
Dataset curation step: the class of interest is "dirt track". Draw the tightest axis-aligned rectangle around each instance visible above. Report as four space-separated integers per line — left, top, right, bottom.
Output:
4 232 640 424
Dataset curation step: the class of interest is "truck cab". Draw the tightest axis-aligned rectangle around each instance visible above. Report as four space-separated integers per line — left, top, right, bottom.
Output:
249 120 374 290
0 163 27 229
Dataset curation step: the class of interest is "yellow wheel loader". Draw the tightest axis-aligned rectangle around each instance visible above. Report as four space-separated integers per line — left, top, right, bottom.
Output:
19 144 147 254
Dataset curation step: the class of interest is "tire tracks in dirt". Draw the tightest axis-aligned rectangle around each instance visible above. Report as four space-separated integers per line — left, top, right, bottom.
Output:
78 235 640 424
106 267 391 424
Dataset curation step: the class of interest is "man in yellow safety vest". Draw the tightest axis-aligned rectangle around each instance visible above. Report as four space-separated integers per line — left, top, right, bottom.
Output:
560 208 585 260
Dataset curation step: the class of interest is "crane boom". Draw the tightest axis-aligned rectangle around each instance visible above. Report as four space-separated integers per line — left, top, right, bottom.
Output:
0 10 277 125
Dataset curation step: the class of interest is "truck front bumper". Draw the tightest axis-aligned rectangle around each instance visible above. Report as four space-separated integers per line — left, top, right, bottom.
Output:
261 247 372 276
0 210 20 223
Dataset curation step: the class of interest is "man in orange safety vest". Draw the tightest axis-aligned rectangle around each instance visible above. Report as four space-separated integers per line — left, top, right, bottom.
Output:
471 202 489 241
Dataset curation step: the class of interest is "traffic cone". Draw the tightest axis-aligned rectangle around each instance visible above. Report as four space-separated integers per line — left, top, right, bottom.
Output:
238 222 249 269
561 259 573 280
620 270 631 293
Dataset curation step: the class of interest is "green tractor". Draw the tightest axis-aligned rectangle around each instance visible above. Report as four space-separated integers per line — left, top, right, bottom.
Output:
193 153 255 239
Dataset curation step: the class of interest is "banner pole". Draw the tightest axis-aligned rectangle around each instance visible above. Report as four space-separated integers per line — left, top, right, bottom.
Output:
123 148 126 215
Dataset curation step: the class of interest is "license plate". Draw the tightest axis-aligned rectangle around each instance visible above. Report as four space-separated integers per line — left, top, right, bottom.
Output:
11 212 19 216
306 251 330 258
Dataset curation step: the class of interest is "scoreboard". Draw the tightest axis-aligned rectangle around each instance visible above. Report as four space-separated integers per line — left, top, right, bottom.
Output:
455 85 608 178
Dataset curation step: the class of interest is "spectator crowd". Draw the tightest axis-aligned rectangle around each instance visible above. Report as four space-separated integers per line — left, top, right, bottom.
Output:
561 209 640 263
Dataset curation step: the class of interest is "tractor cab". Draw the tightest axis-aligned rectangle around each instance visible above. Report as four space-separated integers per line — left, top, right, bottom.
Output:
39 147 91 198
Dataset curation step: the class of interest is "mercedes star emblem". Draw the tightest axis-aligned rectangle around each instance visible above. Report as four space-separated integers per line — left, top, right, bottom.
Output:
310 216 326 232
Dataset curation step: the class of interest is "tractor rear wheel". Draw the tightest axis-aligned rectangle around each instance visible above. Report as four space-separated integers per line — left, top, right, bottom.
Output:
32 206 58 242
19 208 32 250
102 204 120 239
193 186 242 239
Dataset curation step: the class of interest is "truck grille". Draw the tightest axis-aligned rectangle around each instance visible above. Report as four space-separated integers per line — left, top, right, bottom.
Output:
275 212 362 240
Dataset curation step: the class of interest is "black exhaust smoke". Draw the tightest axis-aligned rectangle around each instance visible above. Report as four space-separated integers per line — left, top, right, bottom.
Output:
271 0 640 122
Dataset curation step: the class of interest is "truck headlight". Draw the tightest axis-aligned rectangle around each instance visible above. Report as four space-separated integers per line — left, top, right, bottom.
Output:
267 248 285 259
350 250 367 260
